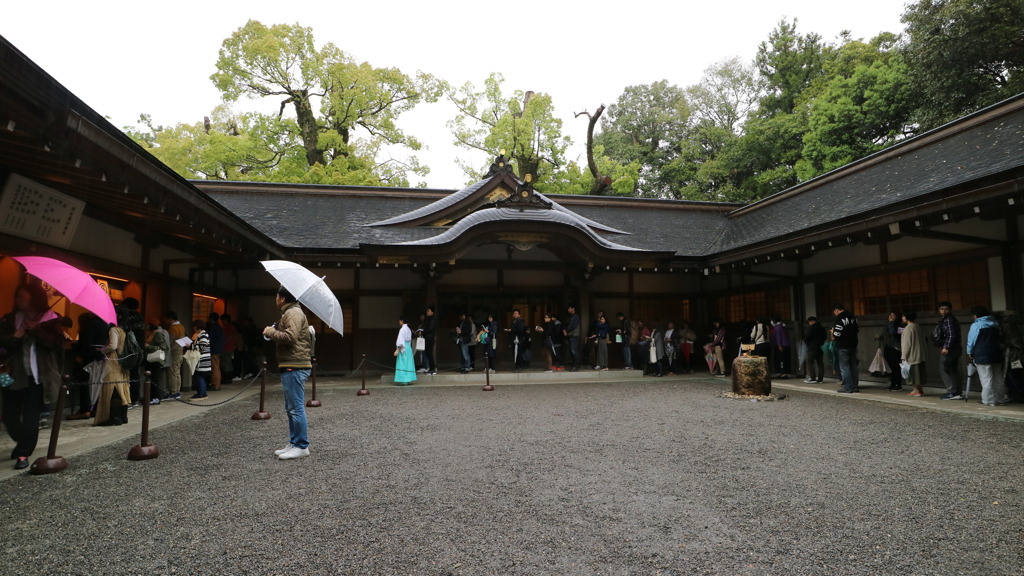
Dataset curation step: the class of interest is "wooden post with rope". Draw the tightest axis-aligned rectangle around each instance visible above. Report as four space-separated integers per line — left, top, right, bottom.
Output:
30 378 69 474
252 361 271 420
129 371 160 460
357 354 370 396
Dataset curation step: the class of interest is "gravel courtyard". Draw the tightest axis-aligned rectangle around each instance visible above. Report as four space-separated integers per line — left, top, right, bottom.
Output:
1 378 1020 575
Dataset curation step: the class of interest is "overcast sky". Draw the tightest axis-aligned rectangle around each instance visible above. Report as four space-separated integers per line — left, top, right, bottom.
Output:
3 0 909 188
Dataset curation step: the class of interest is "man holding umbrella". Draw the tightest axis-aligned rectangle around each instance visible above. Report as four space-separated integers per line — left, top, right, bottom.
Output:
263 286 313 460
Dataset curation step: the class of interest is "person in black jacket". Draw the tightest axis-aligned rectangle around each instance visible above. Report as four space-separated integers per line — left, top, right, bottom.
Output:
803 316 827 383
506 309 528 370
420 306 437 375
119 297 146 405
456 313 473 373
831 303 860 393
564 305 581 371
875 311 904 391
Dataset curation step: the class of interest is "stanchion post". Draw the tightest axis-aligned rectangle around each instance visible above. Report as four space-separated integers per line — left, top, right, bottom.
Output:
483 354 494 391
30 378 69 474
357 354 370 396
252 361 272 420
306 355 322 407
129 371 160 460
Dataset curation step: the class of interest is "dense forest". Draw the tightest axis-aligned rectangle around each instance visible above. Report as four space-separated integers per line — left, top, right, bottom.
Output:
125 0 1024 203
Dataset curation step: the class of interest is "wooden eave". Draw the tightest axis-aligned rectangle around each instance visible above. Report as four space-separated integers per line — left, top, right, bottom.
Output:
0 36 282 261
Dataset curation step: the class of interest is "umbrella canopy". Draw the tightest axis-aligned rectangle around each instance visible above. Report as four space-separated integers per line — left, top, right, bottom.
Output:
12 256 117 325
261 260 344 335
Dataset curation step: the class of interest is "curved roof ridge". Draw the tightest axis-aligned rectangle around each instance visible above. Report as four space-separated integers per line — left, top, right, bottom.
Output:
395 208 645 251
531 190 629 235
365 179 490 227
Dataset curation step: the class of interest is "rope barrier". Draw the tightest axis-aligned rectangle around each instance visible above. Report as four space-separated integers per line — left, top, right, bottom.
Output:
59 370 266 408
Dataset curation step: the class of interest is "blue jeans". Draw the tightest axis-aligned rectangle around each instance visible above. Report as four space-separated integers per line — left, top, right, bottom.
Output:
459 342 470 370
568 336 580 368
622 342 632 368
837 348 859 391
194 372 208 396
281 369 310 449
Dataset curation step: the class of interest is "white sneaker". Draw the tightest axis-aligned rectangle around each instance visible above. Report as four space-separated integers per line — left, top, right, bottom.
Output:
803 378 816 383
278 446 310 460
417 368 428 373
274 444 294 456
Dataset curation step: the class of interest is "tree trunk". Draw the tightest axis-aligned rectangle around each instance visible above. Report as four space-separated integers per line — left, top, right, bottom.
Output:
731 356 772 395
291 90 325 167
578 105 610 195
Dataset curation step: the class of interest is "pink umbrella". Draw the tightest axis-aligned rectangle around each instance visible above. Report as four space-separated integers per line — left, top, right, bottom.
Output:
12 256 117 325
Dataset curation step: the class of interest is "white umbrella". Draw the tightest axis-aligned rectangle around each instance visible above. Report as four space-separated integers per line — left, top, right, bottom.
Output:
261 260 344 335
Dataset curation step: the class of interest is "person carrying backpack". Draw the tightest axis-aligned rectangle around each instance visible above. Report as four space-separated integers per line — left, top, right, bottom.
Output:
118 298 146 406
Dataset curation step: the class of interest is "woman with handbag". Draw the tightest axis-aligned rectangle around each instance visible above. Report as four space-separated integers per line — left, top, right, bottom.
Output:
187 320 211 399
393 316 416 385
144 322 171 403
875 311 904 391
901 311 926 397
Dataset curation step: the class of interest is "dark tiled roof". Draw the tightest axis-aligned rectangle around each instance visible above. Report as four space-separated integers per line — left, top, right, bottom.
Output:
366 179 490 226
210 191 439 249
201 95 1024 259
715 102 1024 253
567 201 734 255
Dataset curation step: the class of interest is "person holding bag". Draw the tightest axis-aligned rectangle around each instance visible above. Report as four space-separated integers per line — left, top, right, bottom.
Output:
874 311 904 391
393 316 416 386
144 322 171 403
901 311 926 397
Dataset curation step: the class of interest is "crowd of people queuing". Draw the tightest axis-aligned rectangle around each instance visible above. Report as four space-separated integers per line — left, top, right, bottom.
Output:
871 301 1022 405
404 304 713 378
0 282 272 470
396 300 1024 408
5 278 1024 471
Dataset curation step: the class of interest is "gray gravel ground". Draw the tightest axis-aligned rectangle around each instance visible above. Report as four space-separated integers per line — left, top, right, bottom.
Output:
1 378 1022 575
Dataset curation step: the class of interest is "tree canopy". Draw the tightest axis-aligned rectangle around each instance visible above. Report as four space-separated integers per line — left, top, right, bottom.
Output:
125 5 1021 200
130 20 439 186
901 0 1024 128
444 73 570 188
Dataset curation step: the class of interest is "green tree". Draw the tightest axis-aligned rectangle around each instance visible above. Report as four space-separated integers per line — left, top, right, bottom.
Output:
672 58 761 201
198 20 436 184
714 19 832 200
595 80 690 197
127 107 405 185
445 73 570 187
796 34 914 179
901 0 1024 128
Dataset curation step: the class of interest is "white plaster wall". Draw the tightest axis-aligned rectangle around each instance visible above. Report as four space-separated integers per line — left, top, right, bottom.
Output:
71 216 140 266
803 282 817 319
802 243 882 275
888 237 978 262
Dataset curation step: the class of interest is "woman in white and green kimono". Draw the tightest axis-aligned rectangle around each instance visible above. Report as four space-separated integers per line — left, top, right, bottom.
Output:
394 317 417 385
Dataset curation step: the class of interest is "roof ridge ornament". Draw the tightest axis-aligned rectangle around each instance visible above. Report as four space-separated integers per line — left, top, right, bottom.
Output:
496 173 552 210
485 150 515 177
